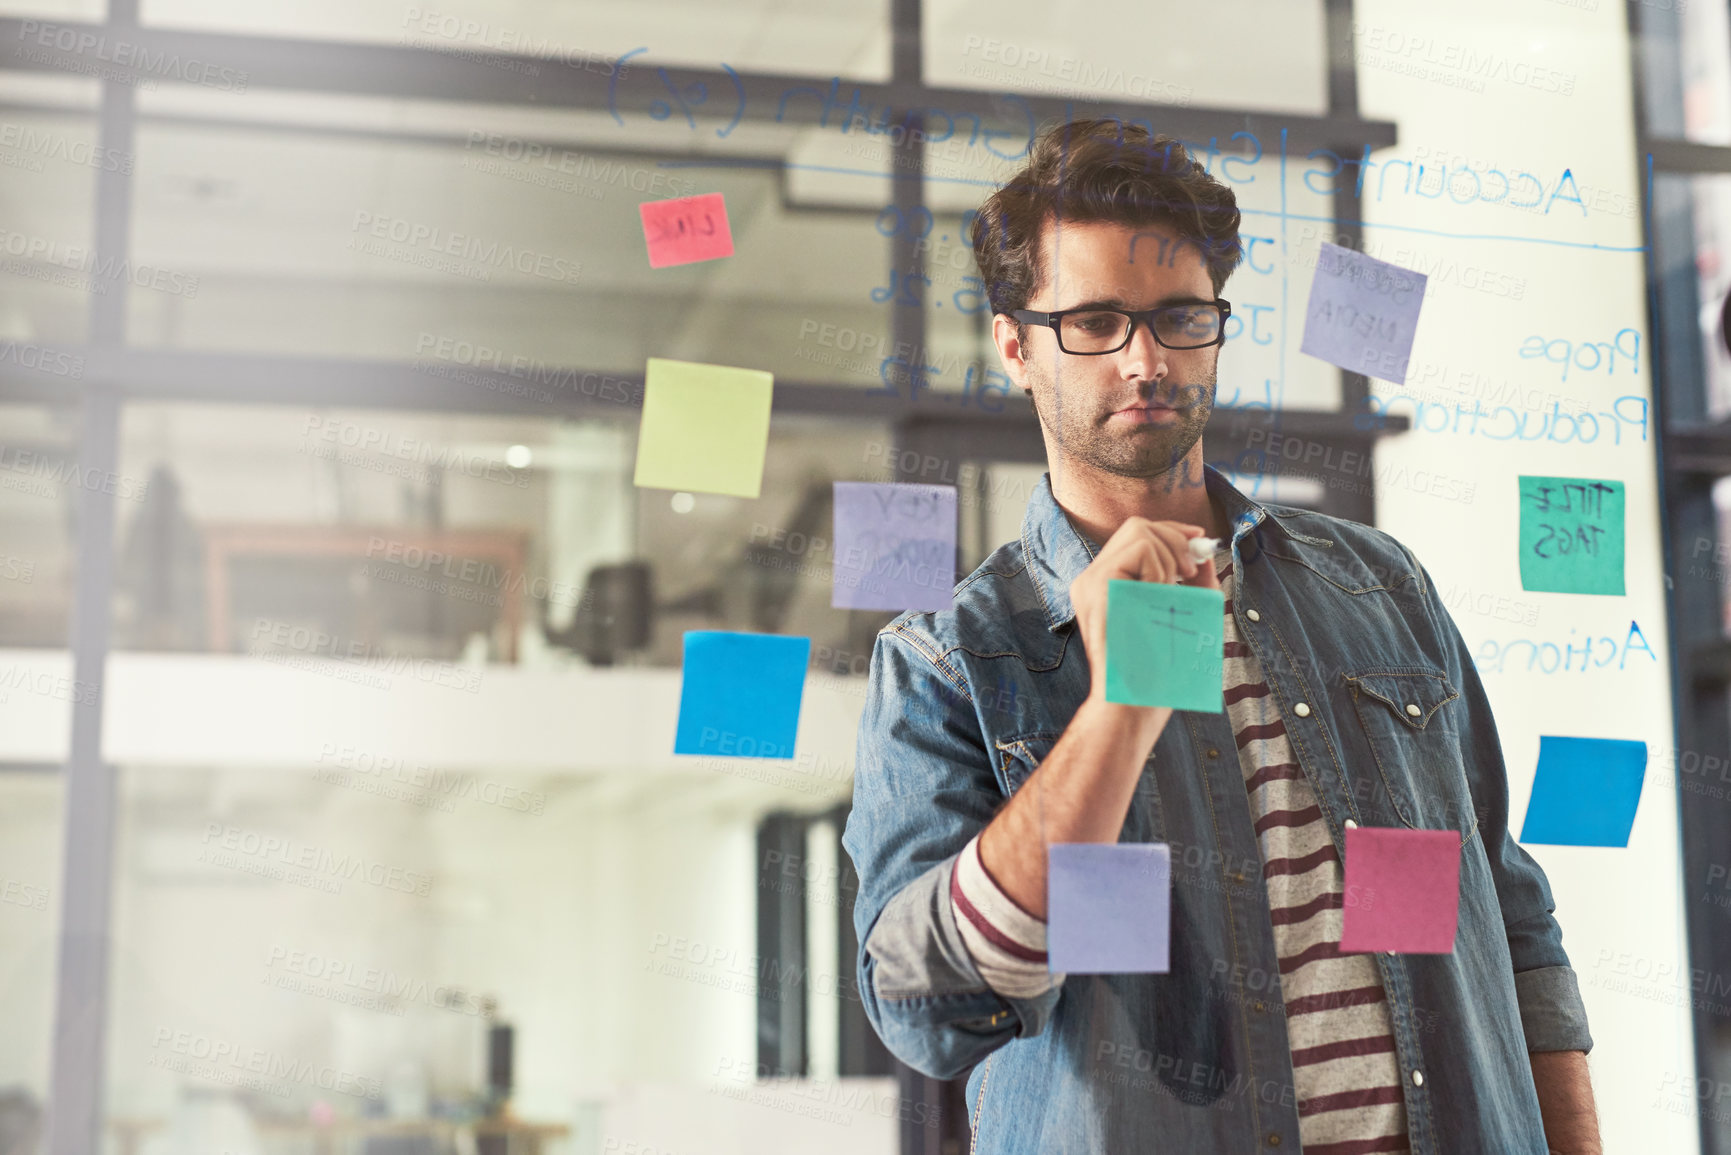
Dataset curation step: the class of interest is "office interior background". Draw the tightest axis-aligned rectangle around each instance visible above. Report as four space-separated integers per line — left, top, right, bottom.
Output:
0 0 1728 1152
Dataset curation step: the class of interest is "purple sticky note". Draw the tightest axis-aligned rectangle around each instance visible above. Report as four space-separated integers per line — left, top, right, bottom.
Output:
640 193 734 268
1339 827 1461 954
1298 243 1427 384
1047 843 1170 974
831 482 956 612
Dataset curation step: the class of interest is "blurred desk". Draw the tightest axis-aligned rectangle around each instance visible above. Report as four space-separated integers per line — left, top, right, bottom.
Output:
110 1116 569 1155
257 1117 570 1155
203 524 531 662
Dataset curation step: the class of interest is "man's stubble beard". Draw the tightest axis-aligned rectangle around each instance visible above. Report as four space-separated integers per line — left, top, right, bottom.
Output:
1025 358 1217 481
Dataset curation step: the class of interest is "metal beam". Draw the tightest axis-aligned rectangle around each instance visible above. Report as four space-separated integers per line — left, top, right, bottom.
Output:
1643 139 1731 176
43 22 132 1144
0 18 1398 155
0 345 995 419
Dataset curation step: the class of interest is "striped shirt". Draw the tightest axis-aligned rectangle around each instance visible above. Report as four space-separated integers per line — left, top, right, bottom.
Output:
1218 550 1409 1154
947 551 1409 1152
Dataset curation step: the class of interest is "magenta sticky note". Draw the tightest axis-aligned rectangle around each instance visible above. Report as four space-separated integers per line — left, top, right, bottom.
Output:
640 193 734 268
1339 827 1460 954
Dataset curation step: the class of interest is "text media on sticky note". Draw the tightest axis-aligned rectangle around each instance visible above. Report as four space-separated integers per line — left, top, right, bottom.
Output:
1298 242 1427 384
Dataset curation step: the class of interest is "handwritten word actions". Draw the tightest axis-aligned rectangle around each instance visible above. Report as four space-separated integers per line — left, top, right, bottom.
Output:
1518 328 1640 382
1474 620 1657 674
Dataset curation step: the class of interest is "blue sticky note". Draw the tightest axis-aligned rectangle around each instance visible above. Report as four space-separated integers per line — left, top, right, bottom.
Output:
831 482 957 612
1048 843 1170 974
674 631 810 759
1519 736 1647 846
1518 476 1625 596
1104 580 1224 712
1298 243 1427 384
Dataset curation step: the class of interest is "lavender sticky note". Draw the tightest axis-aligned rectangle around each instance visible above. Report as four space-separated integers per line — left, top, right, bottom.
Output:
1519 735 1647 846
1299 243 1427 384
1047 843 1170 974
831 482 957 612
1339 827 1461 954
674 631 809 759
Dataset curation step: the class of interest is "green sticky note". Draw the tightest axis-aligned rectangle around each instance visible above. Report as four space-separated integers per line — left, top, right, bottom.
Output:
1103 580 1224 712
1517 476 1625 595
634 357 773 498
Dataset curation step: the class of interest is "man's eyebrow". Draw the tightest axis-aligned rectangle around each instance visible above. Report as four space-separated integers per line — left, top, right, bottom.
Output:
1056 294 1215 311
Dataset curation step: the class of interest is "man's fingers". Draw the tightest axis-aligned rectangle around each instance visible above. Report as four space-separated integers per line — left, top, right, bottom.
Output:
1185 556 1222 592
1102 520 1198 582
1142 523 1201 581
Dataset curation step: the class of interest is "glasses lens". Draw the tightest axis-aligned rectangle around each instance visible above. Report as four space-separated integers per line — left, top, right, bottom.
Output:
1058 310 1131 353
1153 305 1222 349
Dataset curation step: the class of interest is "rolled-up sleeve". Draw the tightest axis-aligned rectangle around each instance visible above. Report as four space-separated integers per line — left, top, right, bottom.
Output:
1408 549 1594 1055
841 626 1064 1080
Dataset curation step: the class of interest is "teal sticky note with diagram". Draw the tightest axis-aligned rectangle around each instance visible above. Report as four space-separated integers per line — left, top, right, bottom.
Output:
1103 580 1224 712
1517 476 1625 595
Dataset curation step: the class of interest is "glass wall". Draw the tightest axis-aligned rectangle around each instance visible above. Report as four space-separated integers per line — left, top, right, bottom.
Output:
0 0 1711 1153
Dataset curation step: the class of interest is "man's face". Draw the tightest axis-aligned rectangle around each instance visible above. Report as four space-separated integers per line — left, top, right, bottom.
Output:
993 218 1222 480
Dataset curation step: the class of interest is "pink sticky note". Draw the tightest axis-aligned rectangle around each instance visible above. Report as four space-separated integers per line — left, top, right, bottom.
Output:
639 192 733 268
1339 827 1461 954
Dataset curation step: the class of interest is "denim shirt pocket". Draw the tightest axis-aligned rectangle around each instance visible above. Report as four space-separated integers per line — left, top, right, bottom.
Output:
993 731 1165 843
1342 667 1481 846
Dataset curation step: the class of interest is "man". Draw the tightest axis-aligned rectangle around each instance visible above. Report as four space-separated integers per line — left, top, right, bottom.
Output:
841 120 1601 1154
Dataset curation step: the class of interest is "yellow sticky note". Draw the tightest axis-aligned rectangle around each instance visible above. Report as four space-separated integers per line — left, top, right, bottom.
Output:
633 357 773 498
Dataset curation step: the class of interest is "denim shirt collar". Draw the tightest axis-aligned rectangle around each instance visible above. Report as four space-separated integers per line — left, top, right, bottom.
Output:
1019 463 1317 634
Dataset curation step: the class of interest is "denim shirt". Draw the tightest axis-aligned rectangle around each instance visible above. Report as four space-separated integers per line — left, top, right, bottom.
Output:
841 465 1592 1155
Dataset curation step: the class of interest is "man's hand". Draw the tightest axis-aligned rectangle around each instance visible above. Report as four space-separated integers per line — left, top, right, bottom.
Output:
1531 1050 1602 1154
1069 517 1223 708
974 518 1224 918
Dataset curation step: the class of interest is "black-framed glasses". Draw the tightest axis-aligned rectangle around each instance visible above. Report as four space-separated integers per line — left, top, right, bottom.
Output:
1009 300 1232 354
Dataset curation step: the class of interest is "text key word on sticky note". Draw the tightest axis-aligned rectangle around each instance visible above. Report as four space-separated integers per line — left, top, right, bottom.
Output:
1518 476 1625 595
831 482 957 612
1103 579 1224 712
1298 242 1427 384
1339 827 1461 954
1519 735 1647 847
633 357 772 498
1047 842 1170 974
674 631 810 759
640 192 734 268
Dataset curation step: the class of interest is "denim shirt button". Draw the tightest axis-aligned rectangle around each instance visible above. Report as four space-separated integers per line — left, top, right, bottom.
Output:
1344 818 1358 830
1207 747 1221 758
1246 608 1261 622
1405 703 1421 717
1294 702 1311 717
1265 1134 1282 1147
1412 1069 1424 1086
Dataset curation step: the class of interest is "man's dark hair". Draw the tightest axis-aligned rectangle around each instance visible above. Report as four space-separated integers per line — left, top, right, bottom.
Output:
971 119 1244 339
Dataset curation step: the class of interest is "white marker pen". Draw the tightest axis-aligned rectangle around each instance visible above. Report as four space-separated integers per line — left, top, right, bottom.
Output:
1187 536 1220 562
